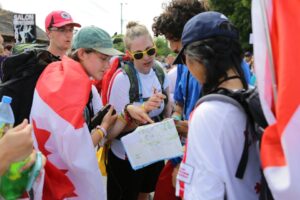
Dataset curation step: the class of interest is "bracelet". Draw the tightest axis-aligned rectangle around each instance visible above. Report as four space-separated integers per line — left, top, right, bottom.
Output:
118 113 127 125
124 104 133 123
141 103 147 112
93 128 104 139
96 125 108 137
172 115 181 121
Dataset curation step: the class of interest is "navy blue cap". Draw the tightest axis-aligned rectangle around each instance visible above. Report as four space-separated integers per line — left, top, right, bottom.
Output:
173 11 238 65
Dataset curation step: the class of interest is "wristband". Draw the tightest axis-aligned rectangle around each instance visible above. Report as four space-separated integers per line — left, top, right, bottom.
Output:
141 103 147 112
96 125 108 137
118 113 127 125
124 104 133 123
172 115 181 121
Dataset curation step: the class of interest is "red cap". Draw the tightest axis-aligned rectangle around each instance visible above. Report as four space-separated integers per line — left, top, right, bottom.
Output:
45 10 81 30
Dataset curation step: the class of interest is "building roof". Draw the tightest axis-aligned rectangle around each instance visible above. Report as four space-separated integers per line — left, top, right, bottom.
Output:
0 9 48 42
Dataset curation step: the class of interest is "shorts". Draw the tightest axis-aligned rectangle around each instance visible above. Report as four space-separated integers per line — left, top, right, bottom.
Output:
107 149 164 200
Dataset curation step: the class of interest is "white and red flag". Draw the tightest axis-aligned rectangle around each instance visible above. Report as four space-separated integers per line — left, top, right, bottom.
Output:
30 57 106 200
252 0 300 199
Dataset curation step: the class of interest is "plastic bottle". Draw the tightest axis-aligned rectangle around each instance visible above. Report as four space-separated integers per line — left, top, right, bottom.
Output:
0 96 31 200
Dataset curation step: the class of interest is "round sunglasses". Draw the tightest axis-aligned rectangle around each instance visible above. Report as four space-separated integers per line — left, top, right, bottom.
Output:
129 46 156 60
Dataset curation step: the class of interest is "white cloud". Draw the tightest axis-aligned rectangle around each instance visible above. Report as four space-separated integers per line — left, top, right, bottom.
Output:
0 0 169 36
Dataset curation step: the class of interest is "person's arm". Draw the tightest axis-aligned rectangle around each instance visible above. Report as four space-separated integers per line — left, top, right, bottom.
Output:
107 92 166 140
0 119 33 175
163 87 172 118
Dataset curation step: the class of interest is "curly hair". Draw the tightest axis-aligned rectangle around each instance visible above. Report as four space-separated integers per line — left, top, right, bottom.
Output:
152 0 209 41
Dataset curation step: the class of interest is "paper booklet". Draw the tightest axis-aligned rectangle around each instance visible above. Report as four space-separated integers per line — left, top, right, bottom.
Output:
121 118 183 170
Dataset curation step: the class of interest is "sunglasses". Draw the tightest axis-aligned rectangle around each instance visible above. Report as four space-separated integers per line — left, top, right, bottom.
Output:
129 46 156 60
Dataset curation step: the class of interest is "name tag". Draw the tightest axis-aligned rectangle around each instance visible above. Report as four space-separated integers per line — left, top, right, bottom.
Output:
177 163 194 184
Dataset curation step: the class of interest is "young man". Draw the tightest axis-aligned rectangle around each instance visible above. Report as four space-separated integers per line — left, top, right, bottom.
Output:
44 10 81 58
152 1 209 199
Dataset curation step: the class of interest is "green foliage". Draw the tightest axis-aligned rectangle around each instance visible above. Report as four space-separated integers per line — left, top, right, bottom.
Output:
208 0 252 51
112 34 125 53
154 36 172 57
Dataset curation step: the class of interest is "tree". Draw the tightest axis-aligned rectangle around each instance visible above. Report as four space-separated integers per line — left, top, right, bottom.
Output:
209 0 252 51
112 34 125 53
154 36 172 57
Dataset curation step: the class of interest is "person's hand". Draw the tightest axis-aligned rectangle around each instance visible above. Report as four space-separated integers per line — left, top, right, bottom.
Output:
174 120 188 137
3 119 33 164
20 150 47 172
127 105 154 124
143 92 166 112
101 106 118 131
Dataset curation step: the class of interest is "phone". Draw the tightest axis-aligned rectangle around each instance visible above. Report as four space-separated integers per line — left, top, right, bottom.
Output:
26 151 42 191
89 104 116 130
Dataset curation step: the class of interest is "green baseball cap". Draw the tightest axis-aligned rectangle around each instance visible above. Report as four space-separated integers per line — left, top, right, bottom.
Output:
72 26 123 56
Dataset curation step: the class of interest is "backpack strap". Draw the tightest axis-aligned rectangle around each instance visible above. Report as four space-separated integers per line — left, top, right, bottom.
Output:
152 61 168 105
122 62 140 103
122 61 168 105
196 93 251 179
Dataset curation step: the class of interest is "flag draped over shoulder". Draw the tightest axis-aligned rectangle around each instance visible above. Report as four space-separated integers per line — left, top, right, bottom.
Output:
31 57 106 200
252 0 300 199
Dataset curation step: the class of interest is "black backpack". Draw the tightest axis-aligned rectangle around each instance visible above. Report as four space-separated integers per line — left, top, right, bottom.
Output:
0 49 60 126
196 87 273 200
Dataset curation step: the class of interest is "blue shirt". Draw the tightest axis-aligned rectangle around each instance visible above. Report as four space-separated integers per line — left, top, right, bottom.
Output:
174 61 251 120
174 64 201 120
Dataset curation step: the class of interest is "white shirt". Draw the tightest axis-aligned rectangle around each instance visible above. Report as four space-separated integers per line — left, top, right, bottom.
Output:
108 67 169 159
177 100 261 200
167 66 177 103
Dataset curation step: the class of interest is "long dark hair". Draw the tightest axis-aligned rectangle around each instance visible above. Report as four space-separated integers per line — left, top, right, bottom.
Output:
184 35 248 95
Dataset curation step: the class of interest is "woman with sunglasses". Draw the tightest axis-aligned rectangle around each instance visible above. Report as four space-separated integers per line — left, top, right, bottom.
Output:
107 21 172 200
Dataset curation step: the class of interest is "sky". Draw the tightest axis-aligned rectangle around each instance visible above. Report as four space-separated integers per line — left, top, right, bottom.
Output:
0 0 169 36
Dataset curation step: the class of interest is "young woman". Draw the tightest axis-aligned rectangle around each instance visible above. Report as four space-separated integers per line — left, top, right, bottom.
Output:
107 22 172 200
31 26 161 200
175 12 261 200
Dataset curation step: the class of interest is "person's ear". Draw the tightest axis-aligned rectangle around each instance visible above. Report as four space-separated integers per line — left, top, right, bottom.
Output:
77 48 86 61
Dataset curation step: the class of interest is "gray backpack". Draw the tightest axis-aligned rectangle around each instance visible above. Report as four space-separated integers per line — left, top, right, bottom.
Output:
196 87 273 200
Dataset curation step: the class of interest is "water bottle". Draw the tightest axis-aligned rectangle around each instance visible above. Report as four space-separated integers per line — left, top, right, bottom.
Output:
0 96 31 200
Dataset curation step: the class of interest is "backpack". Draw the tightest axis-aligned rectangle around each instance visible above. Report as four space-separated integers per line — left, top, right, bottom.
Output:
100 55 130 105
0 49 60 126
196 87 273 200
101 56 167 106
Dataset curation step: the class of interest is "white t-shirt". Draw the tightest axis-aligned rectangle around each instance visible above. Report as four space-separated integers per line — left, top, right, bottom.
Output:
108 67 169 159
91 85 103 114
167 66 177 103
176 100 261 200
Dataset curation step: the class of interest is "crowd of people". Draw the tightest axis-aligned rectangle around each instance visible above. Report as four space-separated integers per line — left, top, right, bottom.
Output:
0 0 265 200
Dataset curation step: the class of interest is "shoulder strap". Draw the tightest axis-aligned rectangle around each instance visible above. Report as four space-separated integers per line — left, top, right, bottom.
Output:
196 93 245 112
122 61 140 103
152 61 165 88
153 61 168 106
196 93 250 180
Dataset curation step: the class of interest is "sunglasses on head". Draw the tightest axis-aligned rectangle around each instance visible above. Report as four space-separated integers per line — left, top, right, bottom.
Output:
129 46 156 60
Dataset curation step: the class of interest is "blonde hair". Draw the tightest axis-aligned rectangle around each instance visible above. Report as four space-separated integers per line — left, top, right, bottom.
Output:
124 21 153 50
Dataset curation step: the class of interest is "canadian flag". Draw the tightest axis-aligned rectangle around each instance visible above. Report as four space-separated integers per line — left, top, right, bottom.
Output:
252 0 300 199
30 57 106 199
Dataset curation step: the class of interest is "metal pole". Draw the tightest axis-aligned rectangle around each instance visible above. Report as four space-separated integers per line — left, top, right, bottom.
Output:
121 3 123 35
